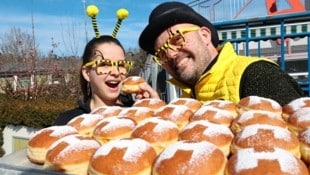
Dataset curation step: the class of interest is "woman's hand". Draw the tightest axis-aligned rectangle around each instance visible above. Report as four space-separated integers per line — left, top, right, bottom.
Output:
134 82 160 99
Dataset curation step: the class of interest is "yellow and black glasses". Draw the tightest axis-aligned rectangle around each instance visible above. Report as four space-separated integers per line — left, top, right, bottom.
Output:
153 26 200 66
84 59 133 76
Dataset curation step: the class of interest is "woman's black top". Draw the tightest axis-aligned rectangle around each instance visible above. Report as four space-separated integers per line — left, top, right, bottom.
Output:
54 94 134 125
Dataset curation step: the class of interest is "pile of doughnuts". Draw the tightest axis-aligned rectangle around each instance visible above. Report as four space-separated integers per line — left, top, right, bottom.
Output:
26 95 310 175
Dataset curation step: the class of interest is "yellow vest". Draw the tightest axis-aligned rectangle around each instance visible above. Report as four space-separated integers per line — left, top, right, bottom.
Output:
168 42 277 104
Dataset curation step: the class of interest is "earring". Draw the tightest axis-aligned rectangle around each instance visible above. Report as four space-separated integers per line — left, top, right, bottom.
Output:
87 82 91 97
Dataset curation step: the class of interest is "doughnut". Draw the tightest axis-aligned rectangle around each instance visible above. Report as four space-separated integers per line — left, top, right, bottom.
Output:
131 117 179 154
91 106 123 118
121 76 146 94
44 134 101 175
226 147 308 175
298 127 310 165
27 125 78 164
118 106 154 124
231 124 301 158
237 96 282 115
179 120 234 157
230 110 287 134
169 98 202 112
155 104 193 130
190 105 234 127
93 117 136 144
282 97 310 121
152 140 227 175
203 99 238 118
67 113 104 137
133 98 167 111
88 138 157 175
287 107 310 136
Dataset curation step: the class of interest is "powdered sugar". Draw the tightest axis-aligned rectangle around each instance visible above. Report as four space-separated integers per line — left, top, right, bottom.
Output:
49 126 78 137
287 97 310 111
238 124 291 141
246 96 281 110
194 105 232 119
68 113 103 127
235 148 300 174
129 76 141 81
291 107 310 123
154 141 216 168
182 120 233 137
93 138 152 162
96 117 135 132
137 117 178 133
203 99 234 108
119 106 152 116
135 98 164 106
30 125 77 140
170 98 197 105
300 128 310 143
237 110 281 122
48 135 100 162
157 104 191 120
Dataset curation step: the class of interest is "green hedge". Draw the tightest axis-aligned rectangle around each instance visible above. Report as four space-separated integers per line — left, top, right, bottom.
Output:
0 95 76 157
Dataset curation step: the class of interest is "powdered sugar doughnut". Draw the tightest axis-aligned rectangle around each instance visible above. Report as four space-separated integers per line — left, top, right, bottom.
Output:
121 76 146 94
169 98 202 112
231 124 300 158
191 105 234 127
118 106 154 124
287 107 310 136
44 134 100 175
131 117 179 154
155 104 193 130
27 125 78 164
226 147 308 175
152 140 227 175
67 113 104 137
88 138 157 175
282 97 310 121
133 98 167 111
237 96 282 115
230 110 287 134
93 117 136 144
179 120 234 156
91 106 123 118
298 127 310 165
203 99 238 118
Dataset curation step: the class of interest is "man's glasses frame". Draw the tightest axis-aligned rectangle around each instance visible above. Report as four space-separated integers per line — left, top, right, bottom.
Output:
153 26 200 66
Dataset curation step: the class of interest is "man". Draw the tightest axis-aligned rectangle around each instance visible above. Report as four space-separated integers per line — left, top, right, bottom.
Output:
138 1 304 106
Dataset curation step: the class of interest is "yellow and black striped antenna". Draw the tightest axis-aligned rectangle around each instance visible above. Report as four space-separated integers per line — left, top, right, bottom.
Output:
86 5 100 38
112 8 129 38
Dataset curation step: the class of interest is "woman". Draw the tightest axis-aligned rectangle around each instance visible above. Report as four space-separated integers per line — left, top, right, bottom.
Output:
55 35 159 125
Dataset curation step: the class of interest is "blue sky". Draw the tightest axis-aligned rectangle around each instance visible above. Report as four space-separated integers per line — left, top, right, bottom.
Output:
0 0 302 57
1 0 178 56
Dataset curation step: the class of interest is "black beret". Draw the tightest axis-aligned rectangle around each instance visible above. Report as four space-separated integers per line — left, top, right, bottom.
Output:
139 1 219 55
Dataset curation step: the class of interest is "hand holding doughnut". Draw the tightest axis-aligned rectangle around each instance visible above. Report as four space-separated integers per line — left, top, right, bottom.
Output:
122 76 160 99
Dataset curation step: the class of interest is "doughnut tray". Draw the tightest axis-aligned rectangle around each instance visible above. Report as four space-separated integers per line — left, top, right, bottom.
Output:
0 149 63 175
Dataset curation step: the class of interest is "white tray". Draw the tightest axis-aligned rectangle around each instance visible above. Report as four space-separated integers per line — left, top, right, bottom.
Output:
0 149 63 175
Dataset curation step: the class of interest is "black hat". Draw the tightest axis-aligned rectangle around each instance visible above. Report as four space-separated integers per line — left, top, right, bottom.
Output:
139 1 219 55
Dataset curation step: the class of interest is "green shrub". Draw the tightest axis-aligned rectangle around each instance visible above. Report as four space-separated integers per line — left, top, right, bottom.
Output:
0 95 77 157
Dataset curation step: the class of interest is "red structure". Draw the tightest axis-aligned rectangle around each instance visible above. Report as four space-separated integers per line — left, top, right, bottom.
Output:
265 0 305 15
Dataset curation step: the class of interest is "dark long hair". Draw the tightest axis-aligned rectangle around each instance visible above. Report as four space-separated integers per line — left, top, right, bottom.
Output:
80 35 125 102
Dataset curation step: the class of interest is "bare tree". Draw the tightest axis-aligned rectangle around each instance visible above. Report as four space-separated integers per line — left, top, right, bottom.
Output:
0 27 37 64
60 20 83 57
0 27 81 101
